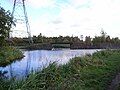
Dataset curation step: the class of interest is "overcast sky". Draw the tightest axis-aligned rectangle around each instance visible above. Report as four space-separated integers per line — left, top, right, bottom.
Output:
1 0 120 38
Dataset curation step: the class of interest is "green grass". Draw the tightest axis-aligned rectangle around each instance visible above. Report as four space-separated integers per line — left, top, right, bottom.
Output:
117 84 120 90
0 46 24 67
1 50 120 90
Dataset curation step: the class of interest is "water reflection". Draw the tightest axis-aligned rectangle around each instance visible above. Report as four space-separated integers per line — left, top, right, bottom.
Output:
0 49 100 79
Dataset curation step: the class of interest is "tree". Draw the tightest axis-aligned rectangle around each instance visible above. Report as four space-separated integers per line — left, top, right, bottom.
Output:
106 36 111 43
100 29 107 43
92 36 101 47
37 33 43 43
85 36 92 46
0 6 14 46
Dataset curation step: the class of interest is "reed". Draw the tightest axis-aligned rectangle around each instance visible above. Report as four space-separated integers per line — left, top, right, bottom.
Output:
1 50 120 90
0 46 24 67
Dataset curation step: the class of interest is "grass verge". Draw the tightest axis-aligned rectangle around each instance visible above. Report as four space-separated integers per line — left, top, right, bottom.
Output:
1 50 120 90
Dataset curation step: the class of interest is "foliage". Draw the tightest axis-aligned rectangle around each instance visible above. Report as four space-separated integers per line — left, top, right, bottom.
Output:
11 30 120 49
0 46 24 67
0 6 14 46
1 50 120 90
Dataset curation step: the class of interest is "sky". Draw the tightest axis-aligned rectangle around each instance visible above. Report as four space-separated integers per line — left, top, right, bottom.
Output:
0 0 120 38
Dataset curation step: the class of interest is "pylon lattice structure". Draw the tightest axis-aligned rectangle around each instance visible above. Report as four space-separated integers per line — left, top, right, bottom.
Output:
11 0 33 44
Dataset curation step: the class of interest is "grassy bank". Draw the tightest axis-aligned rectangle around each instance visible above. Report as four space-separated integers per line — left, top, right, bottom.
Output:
0 46 24 67
1 50 120 90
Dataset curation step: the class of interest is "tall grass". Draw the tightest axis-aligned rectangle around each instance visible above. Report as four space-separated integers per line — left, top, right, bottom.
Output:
1 50 120 90
0 46 24 67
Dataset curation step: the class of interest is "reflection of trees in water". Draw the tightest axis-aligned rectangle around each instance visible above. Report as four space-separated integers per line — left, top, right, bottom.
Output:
1 50 98 79
6 51 32 78
25 51 31 77
10 65 13 78
0 70 8 79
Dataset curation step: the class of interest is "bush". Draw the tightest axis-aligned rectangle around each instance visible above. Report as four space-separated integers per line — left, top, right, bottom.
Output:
0 46 24 67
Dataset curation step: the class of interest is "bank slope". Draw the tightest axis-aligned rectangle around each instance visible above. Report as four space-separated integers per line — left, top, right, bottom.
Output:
1 50 120 90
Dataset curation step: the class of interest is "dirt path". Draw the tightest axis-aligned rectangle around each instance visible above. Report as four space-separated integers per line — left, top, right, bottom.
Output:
107 73 120 90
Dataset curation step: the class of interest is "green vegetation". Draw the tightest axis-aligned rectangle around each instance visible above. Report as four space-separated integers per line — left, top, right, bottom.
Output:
0 7 23 67
0 6 15 46
1 5 120 49
0 46 24 67
0 50 120 90
12 30 120 49
117 85 120 90
1 5 120 90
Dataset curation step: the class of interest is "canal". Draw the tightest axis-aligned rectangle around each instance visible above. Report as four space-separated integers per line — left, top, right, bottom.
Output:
0 49 100 79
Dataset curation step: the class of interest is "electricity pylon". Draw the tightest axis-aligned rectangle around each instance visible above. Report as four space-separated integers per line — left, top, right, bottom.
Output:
11 0 33 44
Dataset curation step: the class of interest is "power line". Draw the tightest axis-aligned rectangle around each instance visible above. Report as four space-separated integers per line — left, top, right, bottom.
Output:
11 0 33 44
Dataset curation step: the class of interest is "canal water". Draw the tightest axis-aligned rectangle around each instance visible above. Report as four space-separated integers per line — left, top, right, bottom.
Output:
0 49 100 79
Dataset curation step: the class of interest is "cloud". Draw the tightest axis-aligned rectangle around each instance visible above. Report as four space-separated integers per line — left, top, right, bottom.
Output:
70 0 91 8
7 0 120 38
51 20 62 24
70 24 80 27
27 0 55 8
29 0 97 37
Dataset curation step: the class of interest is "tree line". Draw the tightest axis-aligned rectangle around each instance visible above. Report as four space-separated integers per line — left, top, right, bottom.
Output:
11 31 120 49
0 6 120 49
